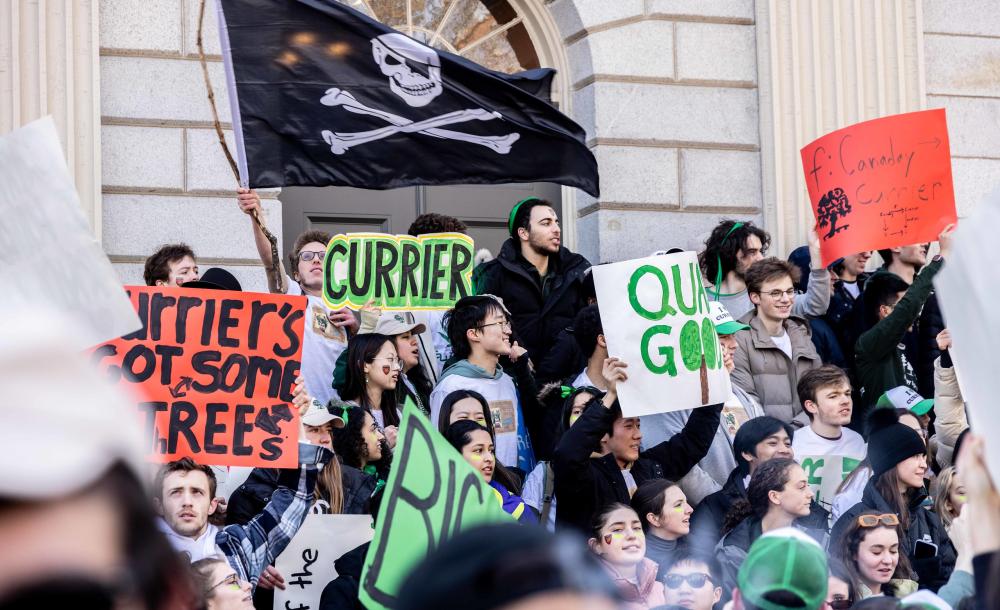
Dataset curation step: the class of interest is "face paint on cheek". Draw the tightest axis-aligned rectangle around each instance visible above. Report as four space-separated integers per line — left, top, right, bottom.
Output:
468 453 482 462
673 506 685 514
604 532 625 545
569 414 581 426
957 495 967 503
382 366 391 375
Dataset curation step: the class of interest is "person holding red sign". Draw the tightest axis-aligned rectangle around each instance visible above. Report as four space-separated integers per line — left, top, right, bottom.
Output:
853 225 954 429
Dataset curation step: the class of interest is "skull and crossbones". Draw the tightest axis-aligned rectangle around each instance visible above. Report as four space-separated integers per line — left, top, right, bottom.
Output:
319 33 520 155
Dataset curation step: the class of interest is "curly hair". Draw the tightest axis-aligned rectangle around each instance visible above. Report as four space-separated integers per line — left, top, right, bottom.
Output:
143 243 195 286
408 213 468 236
698 220 771 283
331 405 391 472
288 230 331 280
722 457 798 534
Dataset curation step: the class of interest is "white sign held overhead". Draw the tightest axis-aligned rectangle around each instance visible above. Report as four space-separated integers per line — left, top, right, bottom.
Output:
592 251 731 417
935 188 1000 489
0 117 140 347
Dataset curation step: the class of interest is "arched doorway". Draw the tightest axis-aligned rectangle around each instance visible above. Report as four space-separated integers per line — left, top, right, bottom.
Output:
281 0 574 260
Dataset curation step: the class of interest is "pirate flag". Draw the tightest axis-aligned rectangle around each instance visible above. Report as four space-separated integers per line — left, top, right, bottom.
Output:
214 0 600 197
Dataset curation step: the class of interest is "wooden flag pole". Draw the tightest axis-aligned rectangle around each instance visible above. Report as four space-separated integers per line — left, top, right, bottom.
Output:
196 0 286 293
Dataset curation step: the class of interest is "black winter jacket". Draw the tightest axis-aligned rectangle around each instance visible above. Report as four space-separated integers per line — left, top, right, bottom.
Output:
689 467 830 551
552 398 721 534
832 478 956 592
475 239 590 384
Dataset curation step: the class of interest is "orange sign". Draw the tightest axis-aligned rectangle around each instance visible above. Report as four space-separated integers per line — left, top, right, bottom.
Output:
91 286 306 468
800 109 957 266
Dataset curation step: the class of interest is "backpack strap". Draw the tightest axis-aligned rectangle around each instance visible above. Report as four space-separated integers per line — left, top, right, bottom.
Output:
540 461 555 525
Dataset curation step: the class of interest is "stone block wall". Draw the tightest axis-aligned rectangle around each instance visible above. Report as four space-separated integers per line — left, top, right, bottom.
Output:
923 0 1000 217
548 0 763 263
99 0 277 291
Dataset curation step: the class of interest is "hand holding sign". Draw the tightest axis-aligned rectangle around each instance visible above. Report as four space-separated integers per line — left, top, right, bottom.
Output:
800 109 957 266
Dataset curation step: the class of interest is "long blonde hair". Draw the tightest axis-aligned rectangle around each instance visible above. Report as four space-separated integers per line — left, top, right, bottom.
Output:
933 466 961 529
315 457 345 514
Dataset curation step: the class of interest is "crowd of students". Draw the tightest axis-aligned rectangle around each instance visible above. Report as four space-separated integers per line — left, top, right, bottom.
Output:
3 190 996 610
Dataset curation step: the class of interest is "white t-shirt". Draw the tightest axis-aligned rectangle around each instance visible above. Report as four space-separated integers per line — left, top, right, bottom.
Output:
772 330 793 359
573 369 600 390
842 281 861 299
287 278 348 406
792 425 867 509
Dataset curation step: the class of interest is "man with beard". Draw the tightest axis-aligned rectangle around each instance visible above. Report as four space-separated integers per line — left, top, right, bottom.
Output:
700 220 830 320
474 198 590 383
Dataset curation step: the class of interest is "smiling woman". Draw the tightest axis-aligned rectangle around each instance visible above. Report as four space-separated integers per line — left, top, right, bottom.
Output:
190 558 254 610
588 503 666 610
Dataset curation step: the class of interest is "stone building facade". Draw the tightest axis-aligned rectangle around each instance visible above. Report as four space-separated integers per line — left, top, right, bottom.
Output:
3 0 1000 292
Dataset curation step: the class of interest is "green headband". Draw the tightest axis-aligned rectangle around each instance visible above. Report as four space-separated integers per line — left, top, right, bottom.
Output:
713 221 744 300
508 197 542 236
560 385 575 398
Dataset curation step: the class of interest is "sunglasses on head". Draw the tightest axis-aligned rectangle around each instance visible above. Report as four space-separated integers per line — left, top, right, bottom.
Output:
664 573 713 589
857 513 899 528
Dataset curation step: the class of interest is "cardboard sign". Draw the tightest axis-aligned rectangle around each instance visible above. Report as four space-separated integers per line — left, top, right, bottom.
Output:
592 251 731 417
359 402 510 610
273 514 374 610
935 188 1000 489
323 232 474 311
91 286 306 468
0 117 141 347
800 109 957 266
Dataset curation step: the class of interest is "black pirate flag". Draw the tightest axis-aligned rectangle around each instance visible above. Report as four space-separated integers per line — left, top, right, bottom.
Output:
214 0 600 197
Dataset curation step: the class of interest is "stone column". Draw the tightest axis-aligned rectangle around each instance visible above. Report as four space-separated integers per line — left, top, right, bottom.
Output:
755 0 926 255
1 0 102 237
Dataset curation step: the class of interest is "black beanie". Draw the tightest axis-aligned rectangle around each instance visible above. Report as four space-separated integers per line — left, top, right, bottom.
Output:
867 408 926 479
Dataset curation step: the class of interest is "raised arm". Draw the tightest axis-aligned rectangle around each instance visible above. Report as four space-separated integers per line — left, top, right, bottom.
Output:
792 229 832 318
237 188 288 294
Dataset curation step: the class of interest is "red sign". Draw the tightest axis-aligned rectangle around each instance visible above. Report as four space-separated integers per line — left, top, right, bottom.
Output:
92 286 306 468
800 109 957 266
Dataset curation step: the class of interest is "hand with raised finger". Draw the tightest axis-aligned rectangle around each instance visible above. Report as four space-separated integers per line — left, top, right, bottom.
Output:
509 340 528 363
938 223 956 259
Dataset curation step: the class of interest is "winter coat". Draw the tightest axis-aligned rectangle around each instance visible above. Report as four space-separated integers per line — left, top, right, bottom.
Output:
808 317 847 370
689 467 831 553
340 465 378 515
552 398 721 534
319 542 368 610
474 239 591 383
854 259 943 430
933 354 967 469
832 478 957 592
731 313 822 427
226 462 376 523
824 274 869 375
716 517 829 594
602 558 667 610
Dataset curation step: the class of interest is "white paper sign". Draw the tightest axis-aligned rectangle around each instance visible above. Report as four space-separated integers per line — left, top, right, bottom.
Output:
935 189 1000 488
273 514 374 610
0 117 140 347
593 251 731 417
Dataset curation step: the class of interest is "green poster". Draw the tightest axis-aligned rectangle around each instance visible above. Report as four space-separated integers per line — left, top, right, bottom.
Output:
322 232 475 311
359 402 511 610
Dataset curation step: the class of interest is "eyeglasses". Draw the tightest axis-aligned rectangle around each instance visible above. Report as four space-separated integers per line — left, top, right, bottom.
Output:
372 356 403 370
856 513 900 528
209 573 242 593
477 320 512 332
664 573 713 589
298 250 325 262
758 288 796 300
828 598 853 610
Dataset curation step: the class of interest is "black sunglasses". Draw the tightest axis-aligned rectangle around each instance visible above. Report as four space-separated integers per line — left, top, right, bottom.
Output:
664 573 713 589
828 598 853 610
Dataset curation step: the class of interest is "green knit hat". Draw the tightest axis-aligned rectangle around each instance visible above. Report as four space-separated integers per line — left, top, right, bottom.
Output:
737 528 828 610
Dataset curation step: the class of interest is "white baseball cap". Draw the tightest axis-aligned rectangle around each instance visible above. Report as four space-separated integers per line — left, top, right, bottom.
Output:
709 301 751 336
360 310 427 336
301 398 346 428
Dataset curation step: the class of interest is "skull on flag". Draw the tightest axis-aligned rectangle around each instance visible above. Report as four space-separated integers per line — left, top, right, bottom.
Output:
371 33 443 108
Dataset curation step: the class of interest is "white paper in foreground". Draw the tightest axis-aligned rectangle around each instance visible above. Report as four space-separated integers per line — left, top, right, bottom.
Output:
273 513 374 610
934 187 1000 488
0 117 140 347
593 251 731 417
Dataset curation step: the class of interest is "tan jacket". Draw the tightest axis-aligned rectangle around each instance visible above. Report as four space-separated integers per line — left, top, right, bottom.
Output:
933 357 968 469
731 312 821 427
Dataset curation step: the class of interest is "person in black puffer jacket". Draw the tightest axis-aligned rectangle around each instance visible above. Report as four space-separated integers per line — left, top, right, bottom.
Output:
552 358 721 535
473 198 591 384
832 409 956 592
